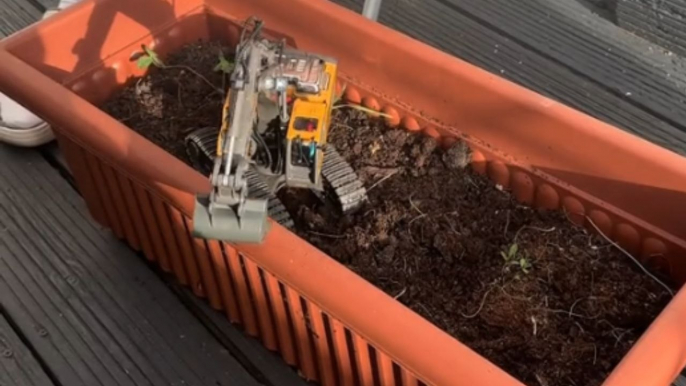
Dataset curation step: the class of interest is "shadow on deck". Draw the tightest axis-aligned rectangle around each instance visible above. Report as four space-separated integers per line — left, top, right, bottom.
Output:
0 144 307 385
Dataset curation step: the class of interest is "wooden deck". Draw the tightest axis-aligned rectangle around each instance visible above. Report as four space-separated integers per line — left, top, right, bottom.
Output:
0 145 257 386
0 143 308 385
0 314 54 385
1 0 685 384
334 0 686 157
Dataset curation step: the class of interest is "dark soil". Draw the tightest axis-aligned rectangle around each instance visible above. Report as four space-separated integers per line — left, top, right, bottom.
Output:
101 41 675 386
102 41 229 163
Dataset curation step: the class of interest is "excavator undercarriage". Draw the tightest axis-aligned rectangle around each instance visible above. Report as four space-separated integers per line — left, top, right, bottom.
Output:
186 126 367 230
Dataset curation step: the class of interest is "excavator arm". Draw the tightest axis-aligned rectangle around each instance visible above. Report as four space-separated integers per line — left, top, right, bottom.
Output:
193 18 275 243
190 17 367 244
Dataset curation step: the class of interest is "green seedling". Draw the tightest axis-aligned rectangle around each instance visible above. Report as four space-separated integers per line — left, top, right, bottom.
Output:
501 243 532 274
137 45 164 69
518 257 532 274
214 51 234 74
134 45 223 95
501 243 518 262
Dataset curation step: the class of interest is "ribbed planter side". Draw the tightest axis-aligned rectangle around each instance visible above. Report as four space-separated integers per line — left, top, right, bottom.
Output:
55 130 447 386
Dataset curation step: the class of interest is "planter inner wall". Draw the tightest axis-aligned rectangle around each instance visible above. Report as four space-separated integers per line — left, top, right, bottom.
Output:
1 0 686 385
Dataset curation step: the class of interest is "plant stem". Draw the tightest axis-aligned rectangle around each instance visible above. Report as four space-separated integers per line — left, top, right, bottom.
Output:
164 64 223 95
586 216 674 296
513 225 556 244
367 169 399 192
308 231 346 239
332 103 392 118
460 287 493 319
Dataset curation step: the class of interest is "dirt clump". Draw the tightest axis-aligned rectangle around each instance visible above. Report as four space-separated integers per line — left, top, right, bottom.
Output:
101 41 675 386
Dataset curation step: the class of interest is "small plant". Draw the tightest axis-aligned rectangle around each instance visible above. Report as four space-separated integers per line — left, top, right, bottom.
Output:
136 44 389 119
501 243 532 274
214 51 234 74
518 256 532 274
136 45 165 69
500 243 518 262
134 45 223 95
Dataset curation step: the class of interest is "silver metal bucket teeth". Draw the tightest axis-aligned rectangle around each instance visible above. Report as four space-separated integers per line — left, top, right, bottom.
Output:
322 147 368 214
185 127 295 229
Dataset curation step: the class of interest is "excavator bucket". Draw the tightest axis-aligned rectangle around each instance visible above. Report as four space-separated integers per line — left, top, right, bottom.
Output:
192 195 270 243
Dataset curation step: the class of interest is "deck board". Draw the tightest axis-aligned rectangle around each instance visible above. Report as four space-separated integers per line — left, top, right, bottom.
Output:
0 314 56 386
31 0 59 12
167 281 312 386
332 0 686 156
0 144 263 386
617 0 686 56
0 0 42 38
33 144 308 386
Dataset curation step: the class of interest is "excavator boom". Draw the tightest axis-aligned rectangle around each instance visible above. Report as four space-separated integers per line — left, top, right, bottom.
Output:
190 16 367 244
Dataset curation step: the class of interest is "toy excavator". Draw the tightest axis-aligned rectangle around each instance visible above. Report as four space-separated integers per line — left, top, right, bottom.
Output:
186 17 367 243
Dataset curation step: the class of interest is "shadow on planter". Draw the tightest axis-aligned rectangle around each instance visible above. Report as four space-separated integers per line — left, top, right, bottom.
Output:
519 167 686 279
0 0 685 385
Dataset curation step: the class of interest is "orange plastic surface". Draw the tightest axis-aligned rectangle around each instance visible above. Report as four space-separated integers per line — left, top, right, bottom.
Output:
0 0 684 385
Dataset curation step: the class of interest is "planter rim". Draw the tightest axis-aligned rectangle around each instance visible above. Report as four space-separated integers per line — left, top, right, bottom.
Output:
0 11 523 386
0 0 685 385
2 0 685 172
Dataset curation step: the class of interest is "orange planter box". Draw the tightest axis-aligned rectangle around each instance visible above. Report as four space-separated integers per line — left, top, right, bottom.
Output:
1 0 685 385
